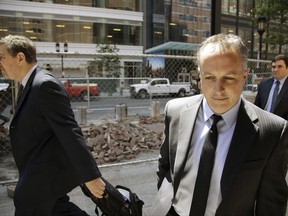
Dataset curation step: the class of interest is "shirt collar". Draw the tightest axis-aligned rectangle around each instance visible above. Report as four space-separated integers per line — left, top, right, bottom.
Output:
202 97 241 128
21 64 38 87
274 76 287 86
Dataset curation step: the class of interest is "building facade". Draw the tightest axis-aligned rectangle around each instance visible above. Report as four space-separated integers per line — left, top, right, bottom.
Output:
0 0 143 50
0 0 287 79
145 0 211 50
0 0 144 79
145 0 287 59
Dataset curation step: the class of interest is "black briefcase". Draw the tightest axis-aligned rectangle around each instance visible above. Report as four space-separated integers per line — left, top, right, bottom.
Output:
81 177 144 216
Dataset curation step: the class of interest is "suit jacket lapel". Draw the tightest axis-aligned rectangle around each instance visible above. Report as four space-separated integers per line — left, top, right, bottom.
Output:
220 99 259 198
13 67 39 117
275 77 288 108
173 97 202 194
262 78 274 107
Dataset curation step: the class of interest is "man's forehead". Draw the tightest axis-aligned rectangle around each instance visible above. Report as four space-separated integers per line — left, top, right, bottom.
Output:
0 44 6 50
200 45 240 60
0 45 8 54
200 50 240 64
275 59 285 64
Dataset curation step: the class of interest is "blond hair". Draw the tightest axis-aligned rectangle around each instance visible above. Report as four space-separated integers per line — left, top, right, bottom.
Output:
197 33 248 71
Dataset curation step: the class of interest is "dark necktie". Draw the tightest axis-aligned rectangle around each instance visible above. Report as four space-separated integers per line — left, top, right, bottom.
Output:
190 114 222 216
16 84 24 104
270 80 280 112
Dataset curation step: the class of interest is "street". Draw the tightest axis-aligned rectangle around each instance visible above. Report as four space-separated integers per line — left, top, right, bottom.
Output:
70 96 171 121
0 150 160 216
1 94 173 126
1 150 288 216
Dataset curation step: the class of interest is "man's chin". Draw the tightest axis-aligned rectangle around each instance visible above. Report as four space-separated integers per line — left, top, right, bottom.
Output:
1 72 10 79
210 103 231 114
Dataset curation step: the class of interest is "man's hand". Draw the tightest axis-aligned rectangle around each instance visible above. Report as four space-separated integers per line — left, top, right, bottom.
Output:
85 177 106 198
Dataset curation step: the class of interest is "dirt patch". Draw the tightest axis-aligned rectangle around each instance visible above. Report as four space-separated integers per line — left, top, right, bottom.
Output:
0 155 18 182
82 118 163 164
0 118 164 182
138 116 164 135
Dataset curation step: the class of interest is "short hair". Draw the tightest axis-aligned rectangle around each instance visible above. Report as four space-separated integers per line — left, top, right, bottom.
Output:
197 33 248 71
0 35 37 64
273 54 288 68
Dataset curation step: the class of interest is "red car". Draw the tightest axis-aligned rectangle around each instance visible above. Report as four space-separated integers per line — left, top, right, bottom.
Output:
62 80 101 101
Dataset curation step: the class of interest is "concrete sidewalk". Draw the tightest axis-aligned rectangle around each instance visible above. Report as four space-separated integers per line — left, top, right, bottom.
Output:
1 148 288 216
0 150 159 216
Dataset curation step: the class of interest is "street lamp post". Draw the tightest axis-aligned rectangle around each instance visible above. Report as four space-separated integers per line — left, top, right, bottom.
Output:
257 16 266 59
56 42 68 78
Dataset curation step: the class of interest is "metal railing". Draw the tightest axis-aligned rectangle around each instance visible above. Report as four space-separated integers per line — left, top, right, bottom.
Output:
0 53 272 182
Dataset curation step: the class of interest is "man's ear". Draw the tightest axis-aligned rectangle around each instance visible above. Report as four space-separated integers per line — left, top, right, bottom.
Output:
244 68 250 80
17 52 25 63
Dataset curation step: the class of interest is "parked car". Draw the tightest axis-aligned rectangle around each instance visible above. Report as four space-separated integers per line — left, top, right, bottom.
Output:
62 79 101 101
0 80 12 105
0 81 12 126
0 83 9 92
130 78 192 99
244 84 258 92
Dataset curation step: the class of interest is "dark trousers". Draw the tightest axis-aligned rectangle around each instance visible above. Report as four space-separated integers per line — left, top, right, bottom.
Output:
52 195 88 216
167 206 180 216
15 195 88 216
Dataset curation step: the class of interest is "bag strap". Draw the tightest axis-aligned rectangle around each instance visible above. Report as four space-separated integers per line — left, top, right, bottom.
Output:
116 185 144 216
81 184 105 216
115 185 132 193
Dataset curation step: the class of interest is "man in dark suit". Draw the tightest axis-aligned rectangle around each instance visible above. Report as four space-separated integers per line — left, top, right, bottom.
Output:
254 54 288 120
152 34 288 215
0 35 105 215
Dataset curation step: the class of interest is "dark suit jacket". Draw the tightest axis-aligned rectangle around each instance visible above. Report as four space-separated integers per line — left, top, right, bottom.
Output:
153 94 288 216
254 77 288 120
9 66 101 214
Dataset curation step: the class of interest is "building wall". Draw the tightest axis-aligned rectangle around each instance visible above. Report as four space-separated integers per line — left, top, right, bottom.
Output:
0 0 143 55
0 0 144 79
220 0 288 59
145 0 212 49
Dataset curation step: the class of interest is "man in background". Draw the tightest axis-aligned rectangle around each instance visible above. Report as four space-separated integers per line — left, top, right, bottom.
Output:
254 54 288 120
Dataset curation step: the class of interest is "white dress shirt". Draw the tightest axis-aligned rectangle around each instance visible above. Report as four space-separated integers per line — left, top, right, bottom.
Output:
264 77 287 112
21 64 38 87
174 97 240 215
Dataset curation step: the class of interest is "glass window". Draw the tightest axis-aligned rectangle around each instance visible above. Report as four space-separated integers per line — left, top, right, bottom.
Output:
205 2 211 9
152 23 164 47
222 0 237 15
188 29 196 36
150 0 211 45
221 26 236 35
0 17 141 45
203 16 210 23
182 29 187 35
22 0 142 12
239 0 254 17
189 15 197 22
153 1 164 14
124 61 143 85
202 31 210 38
179 14 185 21
238 28 252 48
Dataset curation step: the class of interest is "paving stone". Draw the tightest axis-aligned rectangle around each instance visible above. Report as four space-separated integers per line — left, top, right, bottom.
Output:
82 118 164 164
